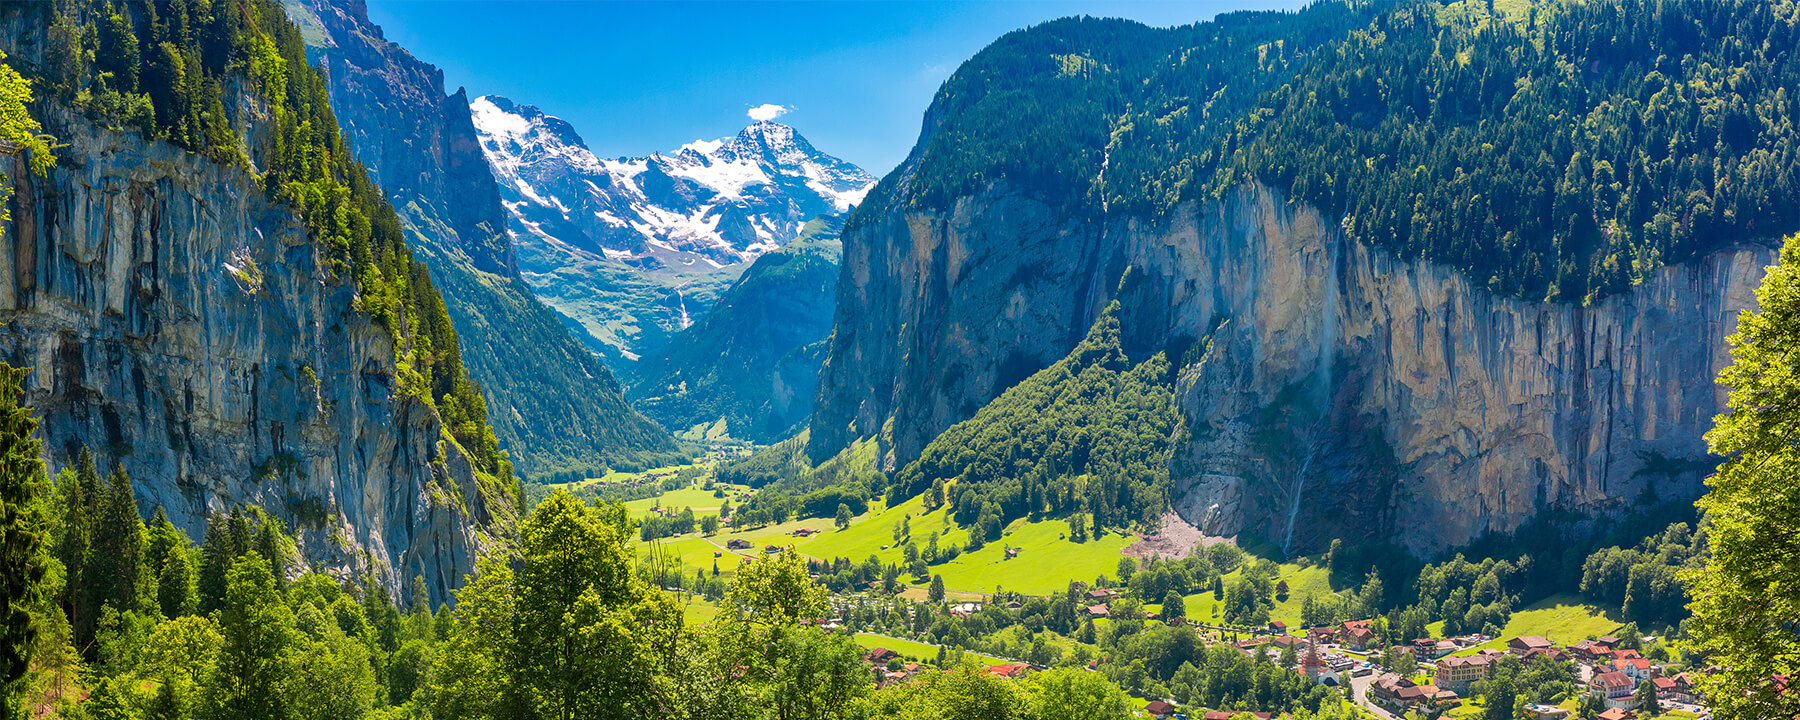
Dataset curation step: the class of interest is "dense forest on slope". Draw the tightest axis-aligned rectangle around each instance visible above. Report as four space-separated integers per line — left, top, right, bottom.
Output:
892 303 1176 533
881 0 1800 302
18 0 510 480
629 217 844 444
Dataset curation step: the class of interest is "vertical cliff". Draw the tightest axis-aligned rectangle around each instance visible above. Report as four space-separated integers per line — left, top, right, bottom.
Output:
289 0 679 478
1 114 497 601
816 180 1768 555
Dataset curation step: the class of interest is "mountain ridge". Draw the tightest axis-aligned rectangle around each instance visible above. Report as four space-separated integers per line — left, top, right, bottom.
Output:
470 95 875 363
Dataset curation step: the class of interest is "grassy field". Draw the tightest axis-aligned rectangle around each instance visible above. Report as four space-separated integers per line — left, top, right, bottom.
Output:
621 485 751 519
930 518 1132 596
1498 595 1624 644
798 490 1134 596
850 634 1008 666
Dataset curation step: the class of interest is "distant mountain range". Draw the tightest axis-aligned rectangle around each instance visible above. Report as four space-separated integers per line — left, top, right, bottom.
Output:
470 97 875 366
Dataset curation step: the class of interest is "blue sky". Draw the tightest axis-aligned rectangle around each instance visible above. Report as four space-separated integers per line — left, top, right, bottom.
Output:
365 0 1308 177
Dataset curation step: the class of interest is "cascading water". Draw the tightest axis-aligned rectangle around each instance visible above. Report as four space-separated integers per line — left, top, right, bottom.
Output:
676 286 693 329
1281 226 1342 557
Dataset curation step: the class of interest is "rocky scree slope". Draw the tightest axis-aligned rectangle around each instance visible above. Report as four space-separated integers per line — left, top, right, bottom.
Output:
469 95 874 364
289 0 679 479
813 6 1786 555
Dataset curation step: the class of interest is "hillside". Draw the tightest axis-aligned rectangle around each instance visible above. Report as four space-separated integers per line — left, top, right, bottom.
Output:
813 0 1790 555
288 0 682 479
629 216 844 443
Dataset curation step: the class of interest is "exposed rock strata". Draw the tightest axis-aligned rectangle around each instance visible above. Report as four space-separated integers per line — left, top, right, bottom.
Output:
2 118 494 601
816 181 1768 554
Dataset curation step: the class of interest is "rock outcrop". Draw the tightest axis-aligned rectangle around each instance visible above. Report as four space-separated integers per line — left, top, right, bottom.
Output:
815 181 1769 555
1 116 495 602
292 0 678 478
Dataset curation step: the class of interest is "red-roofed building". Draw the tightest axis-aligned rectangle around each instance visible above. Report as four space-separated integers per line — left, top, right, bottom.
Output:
1144 700 1177 719
1086 604 1110 618
1596 708 1636 720
1590 672 1637 709
1339 620 1378 650
863 648 900 665
987 663 1033 678
1618 657 1654 680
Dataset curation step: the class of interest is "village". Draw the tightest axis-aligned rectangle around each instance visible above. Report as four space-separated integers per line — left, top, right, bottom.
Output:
837 594 1712 720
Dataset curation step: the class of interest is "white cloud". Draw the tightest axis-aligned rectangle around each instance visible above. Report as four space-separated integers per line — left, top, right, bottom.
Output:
747 104 790 122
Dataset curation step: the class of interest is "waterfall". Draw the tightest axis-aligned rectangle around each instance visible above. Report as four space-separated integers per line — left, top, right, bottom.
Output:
1282 229 1342 558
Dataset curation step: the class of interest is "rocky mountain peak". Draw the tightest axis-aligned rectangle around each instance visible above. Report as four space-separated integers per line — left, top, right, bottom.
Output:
471 95 875 267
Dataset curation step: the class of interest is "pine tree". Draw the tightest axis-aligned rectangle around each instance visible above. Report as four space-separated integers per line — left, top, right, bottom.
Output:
159 544 194 619
56 451 100 624
196 515 232 616
0 364 46 717
87 463 144 616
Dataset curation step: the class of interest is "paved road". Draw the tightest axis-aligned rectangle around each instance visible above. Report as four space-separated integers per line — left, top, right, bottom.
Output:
1348 673 1400 720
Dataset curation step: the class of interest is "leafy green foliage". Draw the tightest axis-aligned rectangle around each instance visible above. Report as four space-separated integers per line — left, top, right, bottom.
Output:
431 490 680 719
893 302 1175 532
29 0 509 478
886 0 1800 303
1688 231 1800 719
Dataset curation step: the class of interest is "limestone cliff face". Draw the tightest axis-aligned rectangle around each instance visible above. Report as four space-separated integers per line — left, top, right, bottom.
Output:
291 0 678 478
816 181 1769 554
2 117 496 601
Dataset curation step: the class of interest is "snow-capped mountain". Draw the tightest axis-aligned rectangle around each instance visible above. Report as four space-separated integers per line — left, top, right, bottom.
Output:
471 95 875 269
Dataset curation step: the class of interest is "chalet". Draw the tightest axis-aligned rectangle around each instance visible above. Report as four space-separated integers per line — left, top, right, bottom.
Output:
764 545 782 554
1269 621 1289 634
726 539 753 550
1652 677 1679 701
791 528 818 538
1373 673 1458 710
1434 653 1498 692
1520 647 1570 665
1339 620 1378 650
864 648 901 665
1571 640 1615 662
1509 636 1555 655
1143 700 1177 719
1589 672 1637 710
1371 674 1414 705
1086 604 1110 618
1666 673 1700 703
713 551 724 558
1596 708 1636 720
1595 636 1621 649
987 663 1032 678
1005 547 1021 559
1004 601 1022 610
1086 588 1117 600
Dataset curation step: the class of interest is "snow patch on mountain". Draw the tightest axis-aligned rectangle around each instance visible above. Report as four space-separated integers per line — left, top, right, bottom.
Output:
470 95 876 269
